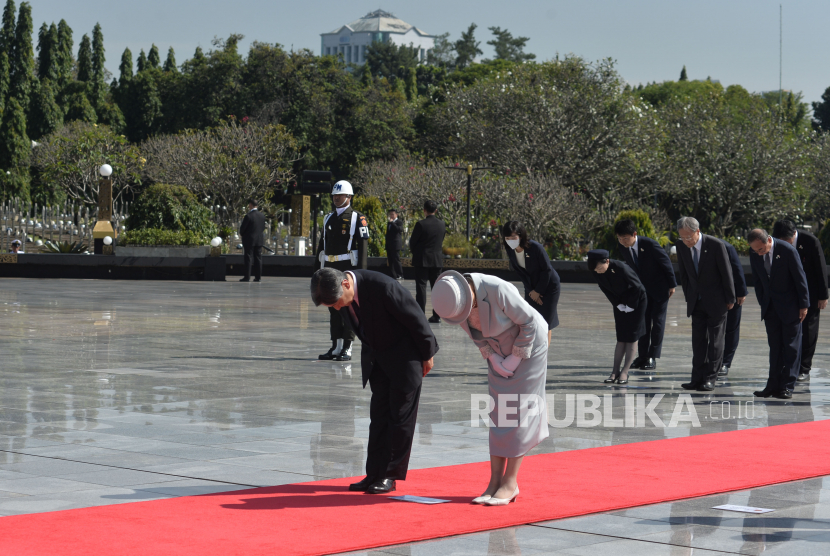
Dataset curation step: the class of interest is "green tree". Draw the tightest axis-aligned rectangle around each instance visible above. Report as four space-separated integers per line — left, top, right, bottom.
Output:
679 65 688 81
76 33 91 82
0 96 30 200
759 90 809 133
404 66 417 101
486 26 535 63
123 68 161 141
125 183 217 235
9 1 34 107
0 49 8 114
36 22 55 79
364 40 417 79
148 44 160 69
118 47 133 84
90 23 106 106
62 86 97 124
27 77 62 138
427 32 455 67
1 0 14 53
454 23 482 69
812 86 830 133
163 47 177 72
638 78 723 107
136 49 146 72
55 19 72 88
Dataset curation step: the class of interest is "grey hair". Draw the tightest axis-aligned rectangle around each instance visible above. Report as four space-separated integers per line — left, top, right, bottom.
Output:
747 229 770 244
676 216 700 232
310 267 345 306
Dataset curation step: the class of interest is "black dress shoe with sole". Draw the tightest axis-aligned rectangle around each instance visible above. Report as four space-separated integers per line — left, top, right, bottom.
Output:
797 372 810 382
753 389 773 398
641 358 656 370
334 353 352 361
718 365 729 377
366 479 396 494
681 382 700 390
428 316 441 323
772 389 793 400
239 278 250 282
318 348 338 361
629 357 644 370
697 381 715 391
348 477 375 492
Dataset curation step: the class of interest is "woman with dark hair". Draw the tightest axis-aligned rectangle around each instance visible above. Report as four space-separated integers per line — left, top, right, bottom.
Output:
502 221 561 344
587 249 647 384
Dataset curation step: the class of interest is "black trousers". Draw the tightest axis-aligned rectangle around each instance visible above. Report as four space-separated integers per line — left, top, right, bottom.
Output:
243 244 262 280
722 303 743 369
326 260 356 342
638 294 669 359
690 301 728 384
366 367 421 481
800 303 821 373
387 249 403 279
763 310 803 392
414 266 442 318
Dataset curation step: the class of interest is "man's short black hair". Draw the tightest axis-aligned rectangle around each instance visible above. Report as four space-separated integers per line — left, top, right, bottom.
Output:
772 220 797 240
387 208 398 214
747 229 770 244
310 268 345 306
423 199 438 213
247 199 258 207
614 219 638 237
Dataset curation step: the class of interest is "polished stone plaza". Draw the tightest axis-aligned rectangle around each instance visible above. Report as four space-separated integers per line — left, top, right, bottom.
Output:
0 276 829 555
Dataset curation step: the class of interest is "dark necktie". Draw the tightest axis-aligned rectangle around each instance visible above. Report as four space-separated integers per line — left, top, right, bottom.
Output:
692 246 699 276
630 247 639 268
764 252 771 276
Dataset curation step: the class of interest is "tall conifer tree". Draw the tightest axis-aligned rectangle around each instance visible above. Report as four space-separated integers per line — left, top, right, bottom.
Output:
0 50 8 114
55 19 72 87
28 78 62 138
1 0 14 53
9 1 34 107
147 44 160 69
0 96 31 201
76 33 92 82
36 22 59 80
163 47 176 72
90 23 105 106
136 49 146 73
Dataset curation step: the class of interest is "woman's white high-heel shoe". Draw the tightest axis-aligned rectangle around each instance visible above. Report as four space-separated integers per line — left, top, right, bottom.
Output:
471 495 492 504
484 486 519 506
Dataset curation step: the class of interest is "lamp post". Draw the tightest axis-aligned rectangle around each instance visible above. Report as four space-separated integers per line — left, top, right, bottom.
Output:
93 164 115 254
445 164 493 242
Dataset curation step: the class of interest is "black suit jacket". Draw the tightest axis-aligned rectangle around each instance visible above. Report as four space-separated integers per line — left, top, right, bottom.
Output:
723 240 748 298
676 234 735 317
385 219 403 252
795 231 829 305
617 236 676 301
750 239 810 324
239 209 266 247
340 270 439 393
409 215 446 268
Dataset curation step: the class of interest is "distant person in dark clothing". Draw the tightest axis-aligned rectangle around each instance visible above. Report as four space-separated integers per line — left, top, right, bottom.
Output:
772 220 829 382
409 200 446 323
502 220 560 344
386 209 404 280
614 219 676 371
720 240 748 378
239 199 266 282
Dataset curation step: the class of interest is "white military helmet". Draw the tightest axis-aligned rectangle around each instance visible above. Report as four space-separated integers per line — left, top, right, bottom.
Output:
332 180 354 196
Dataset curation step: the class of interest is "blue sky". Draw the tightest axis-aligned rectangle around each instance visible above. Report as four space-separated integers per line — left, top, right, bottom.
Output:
27 0 830 107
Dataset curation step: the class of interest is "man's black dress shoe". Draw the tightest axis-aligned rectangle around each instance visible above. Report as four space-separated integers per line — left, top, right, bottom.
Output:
718 365 729 377
753 389 773 398
366 479 396 494
334 353 352 361
428 316 441 323
641 358 656 370
239 278 250 282
681 382 700 390
697 381 715 391
348 476 375 492
772 389 793 400
253 278 261 282
797 372 810 382
318 348 338 360
629 357 644 370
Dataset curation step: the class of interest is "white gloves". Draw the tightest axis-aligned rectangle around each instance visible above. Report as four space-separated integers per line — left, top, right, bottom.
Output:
318 250 327 264
488 354 513 378
616 304 634 313
502 354 522 372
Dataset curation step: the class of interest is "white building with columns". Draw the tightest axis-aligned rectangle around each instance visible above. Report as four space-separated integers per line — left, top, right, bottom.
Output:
321 10 435 66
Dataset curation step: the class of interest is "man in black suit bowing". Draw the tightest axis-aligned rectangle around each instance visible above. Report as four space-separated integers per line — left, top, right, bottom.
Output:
719 240 748 378
310 267 438 494
409 199 447 323
748 228 810 399
385 209 404 280
772 220 828 382
239 199 266 282
675 217 735 391
615 219 677 370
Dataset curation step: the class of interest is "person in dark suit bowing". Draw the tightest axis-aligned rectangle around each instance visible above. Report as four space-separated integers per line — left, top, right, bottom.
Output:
409 199 446 323
385 208 404 280
239 199 266 282
719 240 748 378
614 219 676 371
310 267 438 494
675 217 735 392
772 220 829 382
588 249 647 385
502 220 560 344
748 228 810 399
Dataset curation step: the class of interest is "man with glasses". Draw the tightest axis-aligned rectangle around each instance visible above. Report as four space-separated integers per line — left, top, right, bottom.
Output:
675 217 735 392
747 228 809 400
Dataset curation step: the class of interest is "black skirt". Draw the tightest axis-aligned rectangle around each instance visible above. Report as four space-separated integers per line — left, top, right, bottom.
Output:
613 289 647 342
524 287 559 330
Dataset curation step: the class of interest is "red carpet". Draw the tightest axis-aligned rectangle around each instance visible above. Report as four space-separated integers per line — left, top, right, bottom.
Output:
4 420 830 556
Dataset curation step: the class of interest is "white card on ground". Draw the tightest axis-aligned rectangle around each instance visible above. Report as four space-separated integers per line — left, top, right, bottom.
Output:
713 504 774 514
389 495 451 505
